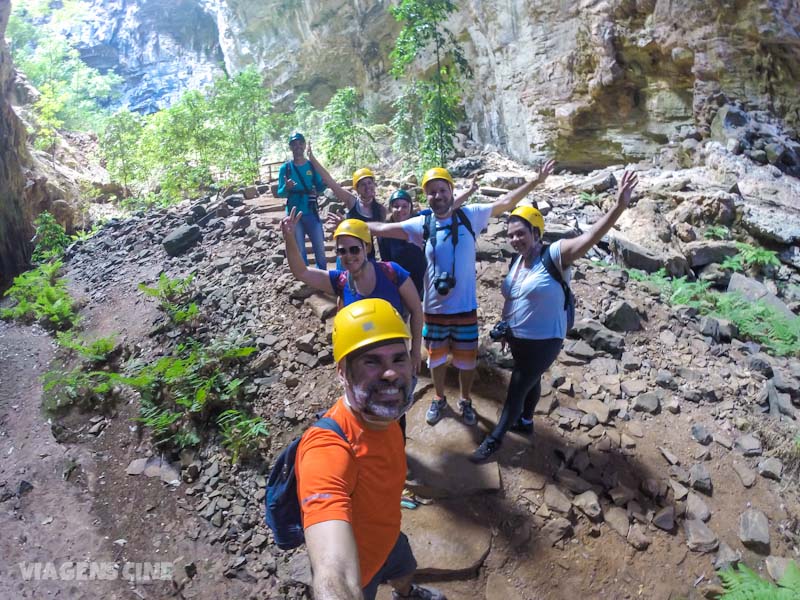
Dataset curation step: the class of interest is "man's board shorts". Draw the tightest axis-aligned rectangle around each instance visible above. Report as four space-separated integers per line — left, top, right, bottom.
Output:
362 532 417 600
422 310 479 370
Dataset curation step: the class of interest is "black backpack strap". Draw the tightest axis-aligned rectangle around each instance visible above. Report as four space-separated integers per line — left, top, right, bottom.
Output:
454 208 476 240
290 161 313 195
540 245 570 310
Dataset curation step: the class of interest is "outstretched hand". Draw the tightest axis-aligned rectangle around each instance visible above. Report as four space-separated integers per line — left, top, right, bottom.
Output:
535 159 556 185
616 171 639 209
281 207 302 239
325 211 344 232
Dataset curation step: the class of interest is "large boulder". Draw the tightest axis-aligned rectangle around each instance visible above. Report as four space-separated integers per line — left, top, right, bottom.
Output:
162 225 202 257
682 240 739 268
727 273 796 320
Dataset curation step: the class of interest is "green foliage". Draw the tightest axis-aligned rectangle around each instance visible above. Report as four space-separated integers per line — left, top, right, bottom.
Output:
10 2 122 132
124 340 257 450
137 273 199 326
42 368 115 414
208 67 275 183
100 110 145 197
579 191 603 206
31 211 71 263
217 409 269 463
56 331 117 363
32 82 66 161
291 92 322 138
390 0 472 168
704 225 731 240
319 87 376 172
627 269 800 356
1 261 77 330
390 82 425 164
718 561 800 600
721 243 781 275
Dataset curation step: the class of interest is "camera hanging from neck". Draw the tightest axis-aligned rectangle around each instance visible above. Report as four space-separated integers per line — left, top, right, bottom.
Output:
427 213 459 295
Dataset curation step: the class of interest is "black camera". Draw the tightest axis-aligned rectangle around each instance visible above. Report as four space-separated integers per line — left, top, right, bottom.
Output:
489 320 510 341
433 272 456 296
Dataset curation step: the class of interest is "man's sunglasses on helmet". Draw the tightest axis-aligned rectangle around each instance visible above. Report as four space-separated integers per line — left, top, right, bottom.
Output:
336 245 363 256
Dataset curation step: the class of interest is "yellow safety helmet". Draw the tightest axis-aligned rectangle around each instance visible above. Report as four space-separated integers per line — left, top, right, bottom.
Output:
421 167 454 190
332 299 411 363
352 168 375 189
333 219 372 249
510 205 545 237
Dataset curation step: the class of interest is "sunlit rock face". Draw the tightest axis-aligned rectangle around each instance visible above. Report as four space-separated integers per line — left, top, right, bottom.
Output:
60 0 225 113
0 0 32 286
200 0 800 170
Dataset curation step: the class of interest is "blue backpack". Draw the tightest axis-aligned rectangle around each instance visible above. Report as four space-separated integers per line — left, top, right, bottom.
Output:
265 417 351 550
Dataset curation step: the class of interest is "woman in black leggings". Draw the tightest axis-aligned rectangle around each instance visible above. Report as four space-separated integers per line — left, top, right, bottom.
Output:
470 171 639 462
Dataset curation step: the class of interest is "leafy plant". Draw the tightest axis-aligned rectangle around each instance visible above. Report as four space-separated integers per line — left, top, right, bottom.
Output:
41 368 115 414
122 341 257 450
627 269 799 356
319 87 376 173
1 261 78 330
718 561 800 599
389 0 473 168
217 409 269 463
56 331 117 363
721 243 781 275
137 273 199 326
704 225 730 240
100 110 145 198
579 191 603 206
31 211 71 264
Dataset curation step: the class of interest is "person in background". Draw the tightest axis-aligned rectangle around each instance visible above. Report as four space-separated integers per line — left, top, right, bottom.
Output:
306 143 386 259
276 132 327 268
368 162 555 428
469 170 639 462
297 299 446 600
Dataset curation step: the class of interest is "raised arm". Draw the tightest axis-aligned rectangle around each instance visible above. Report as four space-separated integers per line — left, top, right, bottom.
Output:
305 520 363 600
281 208 335 293
560 170 639 268
490 159 555 217
308 142 357 210
398 278 423 374
367 221 409 241
453 175 479 211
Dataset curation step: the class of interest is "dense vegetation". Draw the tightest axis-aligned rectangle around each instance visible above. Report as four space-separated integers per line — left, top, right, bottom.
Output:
7 0 475 207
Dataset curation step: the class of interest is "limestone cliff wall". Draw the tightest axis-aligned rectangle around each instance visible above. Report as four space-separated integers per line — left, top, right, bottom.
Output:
0 0 32 286
208 0 800 169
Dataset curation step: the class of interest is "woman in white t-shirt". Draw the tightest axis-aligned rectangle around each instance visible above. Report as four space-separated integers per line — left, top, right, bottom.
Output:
470 171 639 462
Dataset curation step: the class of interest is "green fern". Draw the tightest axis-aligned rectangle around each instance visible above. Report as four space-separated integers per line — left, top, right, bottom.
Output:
137 273 198 326
1 262 78 330
579 191 603 206
722 243 781 275
56 331 117 363
217 409 269 463
704 225 731 240
719 561 800 600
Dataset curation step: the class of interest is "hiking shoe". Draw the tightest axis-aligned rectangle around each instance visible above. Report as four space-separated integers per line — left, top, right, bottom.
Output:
392 583 447 600
425 397 447 425
509 417 534 435
458 399 477 426
469 437 500 463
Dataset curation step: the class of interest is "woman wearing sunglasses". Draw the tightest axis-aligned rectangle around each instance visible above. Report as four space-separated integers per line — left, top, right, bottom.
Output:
281 209 423 373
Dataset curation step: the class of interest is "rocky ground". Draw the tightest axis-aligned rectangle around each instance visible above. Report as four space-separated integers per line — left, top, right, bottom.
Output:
1 146 799 600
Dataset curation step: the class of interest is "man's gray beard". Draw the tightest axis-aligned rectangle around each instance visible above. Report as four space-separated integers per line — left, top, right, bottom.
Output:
348 381 413 420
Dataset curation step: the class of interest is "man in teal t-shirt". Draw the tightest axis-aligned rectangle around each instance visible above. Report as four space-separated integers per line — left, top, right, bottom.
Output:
277 132 327 267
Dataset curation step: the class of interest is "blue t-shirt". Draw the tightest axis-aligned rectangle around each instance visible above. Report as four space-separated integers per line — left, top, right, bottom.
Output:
328 260 410 315
501 240 572 340
277 160 326 214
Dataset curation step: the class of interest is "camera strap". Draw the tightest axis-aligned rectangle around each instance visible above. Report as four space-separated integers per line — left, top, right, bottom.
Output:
424 212 460 286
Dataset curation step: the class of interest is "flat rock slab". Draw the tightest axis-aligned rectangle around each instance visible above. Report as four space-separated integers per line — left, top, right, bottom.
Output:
402 502 491 575
485 573 524 600
406 396 500 498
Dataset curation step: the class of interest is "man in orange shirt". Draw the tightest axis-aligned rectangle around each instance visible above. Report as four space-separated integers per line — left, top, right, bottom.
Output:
296 299 446 600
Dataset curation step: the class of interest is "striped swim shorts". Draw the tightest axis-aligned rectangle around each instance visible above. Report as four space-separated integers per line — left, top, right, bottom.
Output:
422 310 479 370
